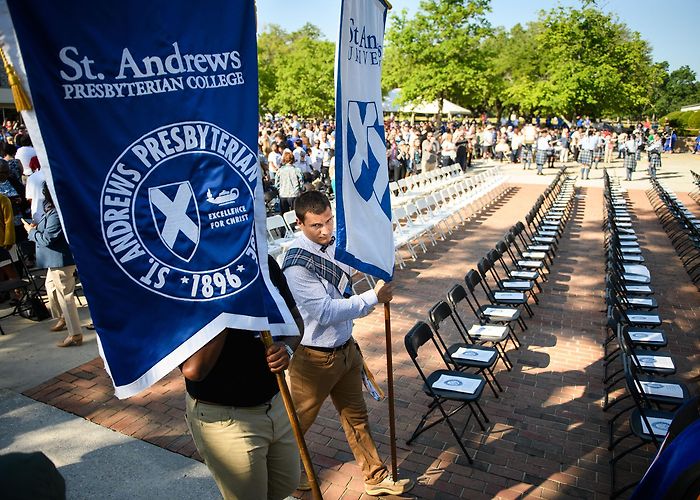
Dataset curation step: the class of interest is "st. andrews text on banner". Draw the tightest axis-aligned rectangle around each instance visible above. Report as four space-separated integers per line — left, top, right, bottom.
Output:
2 0 297 398
334 0 394 281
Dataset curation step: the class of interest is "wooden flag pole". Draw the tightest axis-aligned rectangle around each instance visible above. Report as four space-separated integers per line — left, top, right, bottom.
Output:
261 331 323 500
384 302 398 481
383 0 397 480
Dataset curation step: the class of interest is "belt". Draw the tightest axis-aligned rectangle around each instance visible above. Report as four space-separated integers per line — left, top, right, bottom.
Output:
193 394 276 408
302 338 353 353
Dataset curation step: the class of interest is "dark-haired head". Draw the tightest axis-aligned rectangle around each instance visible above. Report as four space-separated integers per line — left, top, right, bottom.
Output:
0 142 16 157
16 134 32 148
294 191 331 223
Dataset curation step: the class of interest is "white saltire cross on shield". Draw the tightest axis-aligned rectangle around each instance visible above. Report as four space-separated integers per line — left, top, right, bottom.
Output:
346 100 391 220
148 181 200 262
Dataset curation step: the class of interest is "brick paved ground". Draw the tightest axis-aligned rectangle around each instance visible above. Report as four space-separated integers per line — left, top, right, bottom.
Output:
22 173 700 499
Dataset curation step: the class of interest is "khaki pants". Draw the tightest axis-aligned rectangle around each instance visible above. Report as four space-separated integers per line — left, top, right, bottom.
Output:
45 265 82 337
185 392 299 500
289 343 387 484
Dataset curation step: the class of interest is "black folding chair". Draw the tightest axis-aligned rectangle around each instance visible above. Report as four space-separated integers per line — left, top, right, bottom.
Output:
464 269 528 331
428 300 502 397
476 257 534 317
513 221 555 264
16 240 46 296
503 231 549 280
486 248 539 303
446 284 515 370
404 321 488 464
495 240 543 292
610 355 677 498
603 306 667 395
606 345 688 438
632 397 700 500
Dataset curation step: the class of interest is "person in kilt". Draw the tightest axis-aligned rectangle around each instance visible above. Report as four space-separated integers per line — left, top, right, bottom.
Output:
521 143 533 170
592 130 604 170
635 131 644 162
522 123 536 170
647 132 662 179
546 130 557 168
535 130 551 175
623 135 638 181
578 130 594 180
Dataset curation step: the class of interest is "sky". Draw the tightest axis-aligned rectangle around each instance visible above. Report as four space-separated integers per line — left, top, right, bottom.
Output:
256 0 699 77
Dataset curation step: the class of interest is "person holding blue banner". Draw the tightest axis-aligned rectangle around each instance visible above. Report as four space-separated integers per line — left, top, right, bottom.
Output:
282 191 414 497
182 256 303 500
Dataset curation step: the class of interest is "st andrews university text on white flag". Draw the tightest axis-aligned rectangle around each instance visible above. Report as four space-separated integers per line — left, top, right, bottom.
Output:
334 0 394 281
1 0 297 398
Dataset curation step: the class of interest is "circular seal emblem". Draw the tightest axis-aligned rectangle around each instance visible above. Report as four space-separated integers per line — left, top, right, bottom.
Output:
100 121 260 301
652 420 670 433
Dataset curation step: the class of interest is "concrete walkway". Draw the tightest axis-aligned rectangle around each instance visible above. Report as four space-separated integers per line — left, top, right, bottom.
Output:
1 152 699 499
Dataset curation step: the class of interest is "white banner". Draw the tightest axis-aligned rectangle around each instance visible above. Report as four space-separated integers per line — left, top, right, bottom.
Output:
334 0 394 281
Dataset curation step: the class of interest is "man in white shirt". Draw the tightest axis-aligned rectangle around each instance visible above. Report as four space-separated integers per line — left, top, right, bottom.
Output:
480 126 494 159
267 143 282 182
292 139 310 175
578 130 597 180
623 135 639 181
535 130 551 175
309 140 323 173
282 191 413 497
647 132 662 178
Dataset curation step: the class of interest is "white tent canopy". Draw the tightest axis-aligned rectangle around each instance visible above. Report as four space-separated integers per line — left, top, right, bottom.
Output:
382 88 470 115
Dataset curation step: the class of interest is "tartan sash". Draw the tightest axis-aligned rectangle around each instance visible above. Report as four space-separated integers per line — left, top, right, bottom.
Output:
282 247 353 298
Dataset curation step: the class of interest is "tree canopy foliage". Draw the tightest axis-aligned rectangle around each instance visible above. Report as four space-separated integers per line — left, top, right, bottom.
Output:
652 65 700 117
383 0 491 117
257 3 699 121
384 3 664 120
257 23 335 117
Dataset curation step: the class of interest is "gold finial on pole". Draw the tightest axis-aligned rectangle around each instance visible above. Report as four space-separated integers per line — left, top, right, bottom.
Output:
0 47 32 111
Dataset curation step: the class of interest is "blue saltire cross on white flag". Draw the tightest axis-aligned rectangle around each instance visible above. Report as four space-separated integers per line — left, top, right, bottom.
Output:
0 0 298 398
334 0 394 281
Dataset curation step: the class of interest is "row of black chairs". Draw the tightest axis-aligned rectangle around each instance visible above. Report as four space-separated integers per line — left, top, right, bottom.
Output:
602 171 692 497
647 178 700 288
403 172 577 464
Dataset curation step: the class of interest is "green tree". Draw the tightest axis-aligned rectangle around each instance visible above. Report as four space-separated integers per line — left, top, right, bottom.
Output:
532 6 660 119
383 0 491 120
652 65 700 117
257 24 289 114
480 22 543 119
257 23 335 117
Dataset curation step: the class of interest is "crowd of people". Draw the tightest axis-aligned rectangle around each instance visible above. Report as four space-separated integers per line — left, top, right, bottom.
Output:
256 115 681 217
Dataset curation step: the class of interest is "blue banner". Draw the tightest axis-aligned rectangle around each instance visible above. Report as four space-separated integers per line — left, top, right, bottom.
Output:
334 0 394 281
3 0 297 398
